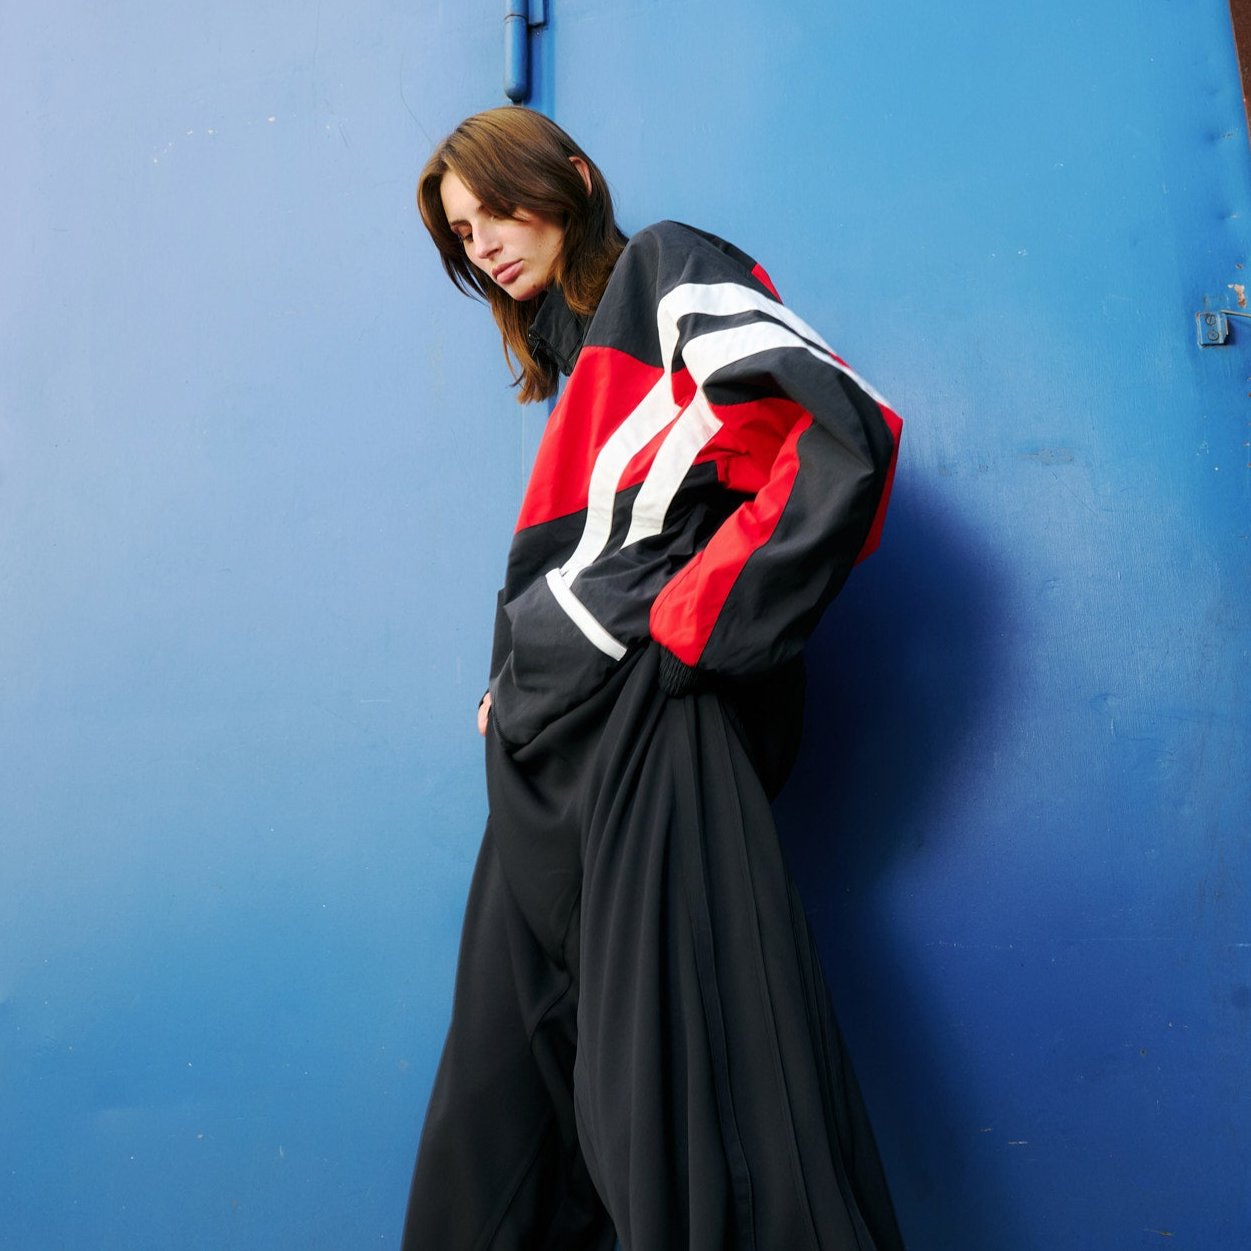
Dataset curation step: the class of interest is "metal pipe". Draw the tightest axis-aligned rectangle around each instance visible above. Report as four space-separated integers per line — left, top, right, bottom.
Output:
504 0 529 102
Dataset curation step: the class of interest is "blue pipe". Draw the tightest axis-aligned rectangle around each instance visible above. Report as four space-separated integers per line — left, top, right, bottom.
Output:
504 0 529 102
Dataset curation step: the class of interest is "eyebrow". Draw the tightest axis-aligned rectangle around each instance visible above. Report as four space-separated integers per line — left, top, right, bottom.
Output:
445 199 484 230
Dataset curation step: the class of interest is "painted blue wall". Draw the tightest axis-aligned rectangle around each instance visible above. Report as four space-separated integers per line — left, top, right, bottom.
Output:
1 2 1248 1248
1 3 513 1245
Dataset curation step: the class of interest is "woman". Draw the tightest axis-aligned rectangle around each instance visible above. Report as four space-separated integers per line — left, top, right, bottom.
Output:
403 106 905 1251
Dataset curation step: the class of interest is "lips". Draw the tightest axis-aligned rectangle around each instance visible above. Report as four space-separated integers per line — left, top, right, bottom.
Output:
493 260 522 285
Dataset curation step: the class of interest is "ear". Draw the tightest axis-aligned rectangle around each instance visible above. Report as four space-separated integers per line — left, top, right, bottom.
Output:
569 155 593 196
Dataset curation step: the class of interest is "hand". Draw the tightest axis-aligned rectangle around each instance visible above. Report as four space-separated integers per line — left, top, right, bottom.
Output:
477 691 492 737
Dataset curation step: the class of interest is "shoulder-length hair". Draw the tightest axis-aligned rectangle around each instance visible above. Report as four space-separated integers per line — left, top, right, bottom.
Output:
417 108 627 403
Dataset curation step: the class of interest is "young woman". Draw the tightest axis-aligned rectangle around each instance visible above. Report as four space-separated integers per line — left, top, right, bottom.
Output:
403 106 905 1251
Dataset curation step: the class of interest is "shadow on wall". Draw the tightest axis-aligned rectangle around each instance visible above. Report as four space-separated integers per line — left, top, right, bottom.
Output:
775 475 1017 1251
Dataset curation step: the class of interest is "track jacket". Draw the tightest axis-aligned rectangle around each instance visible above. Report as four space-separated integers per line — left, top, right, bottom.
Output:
488 221 901 750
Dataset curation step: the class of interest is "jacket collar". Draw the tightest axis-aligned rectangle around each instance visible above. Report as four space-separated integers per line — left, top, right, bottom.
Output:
527 286 590 376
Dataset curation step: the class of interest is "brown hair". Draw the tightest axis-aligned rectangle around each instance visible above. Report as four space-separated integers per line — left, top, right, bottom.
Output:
418 108 627 403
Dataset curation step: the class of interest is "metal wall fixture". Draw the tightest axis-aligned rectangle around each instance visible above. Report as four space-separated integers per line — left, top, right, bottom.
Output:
1194 306 1251 346
504 0 548 103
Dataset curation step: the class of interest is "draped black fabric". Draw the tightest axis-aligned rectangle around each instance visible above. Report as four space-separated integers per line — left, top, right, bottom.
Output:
402 648 904 1250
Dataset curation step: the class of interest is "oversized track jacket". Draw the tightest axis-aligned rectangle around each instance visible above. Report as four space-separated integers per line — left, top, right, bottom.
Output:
488 221 901 750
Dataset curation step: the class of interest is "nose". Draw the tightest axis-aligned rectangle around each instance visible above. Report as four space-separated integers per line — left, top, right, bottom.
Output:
472 221 501 261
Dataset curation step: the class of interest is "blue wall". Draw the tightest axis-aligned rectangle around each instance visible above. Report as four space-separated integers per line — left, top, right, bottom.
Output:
1 3 511 1245
2 2 1248 1247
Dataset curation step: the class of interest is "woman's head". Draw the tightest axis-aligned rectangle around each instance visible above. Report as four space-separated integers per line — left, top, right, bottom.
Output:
417 108 626 402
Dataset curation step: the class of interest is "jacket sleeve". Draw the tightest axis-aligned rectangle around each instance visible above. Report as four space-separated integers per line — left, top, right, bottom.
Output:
647 258 901 695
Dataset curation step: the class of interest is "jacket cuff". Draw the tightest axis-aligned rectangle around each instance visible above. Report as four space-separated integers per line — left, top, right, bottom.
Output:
657 647 700 697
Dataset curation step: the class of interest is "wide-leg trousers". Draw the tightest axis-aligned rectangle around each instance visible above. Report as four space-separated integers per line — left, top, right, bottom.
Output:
402 646 903 1250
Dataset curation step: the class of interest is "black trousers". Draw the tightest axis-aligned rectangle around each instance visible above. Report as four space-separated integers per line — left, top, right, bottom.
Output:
402 647 903 1250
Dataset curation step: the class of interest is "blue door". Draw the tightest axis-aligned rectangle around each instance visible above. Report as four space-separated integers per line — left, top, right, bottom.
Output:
535 2 1251 1247
2 2 1248 1247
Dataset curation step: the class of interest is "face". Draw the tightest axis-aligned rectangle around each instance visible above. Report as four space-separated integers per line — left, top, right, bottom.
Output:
440 170 565 302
